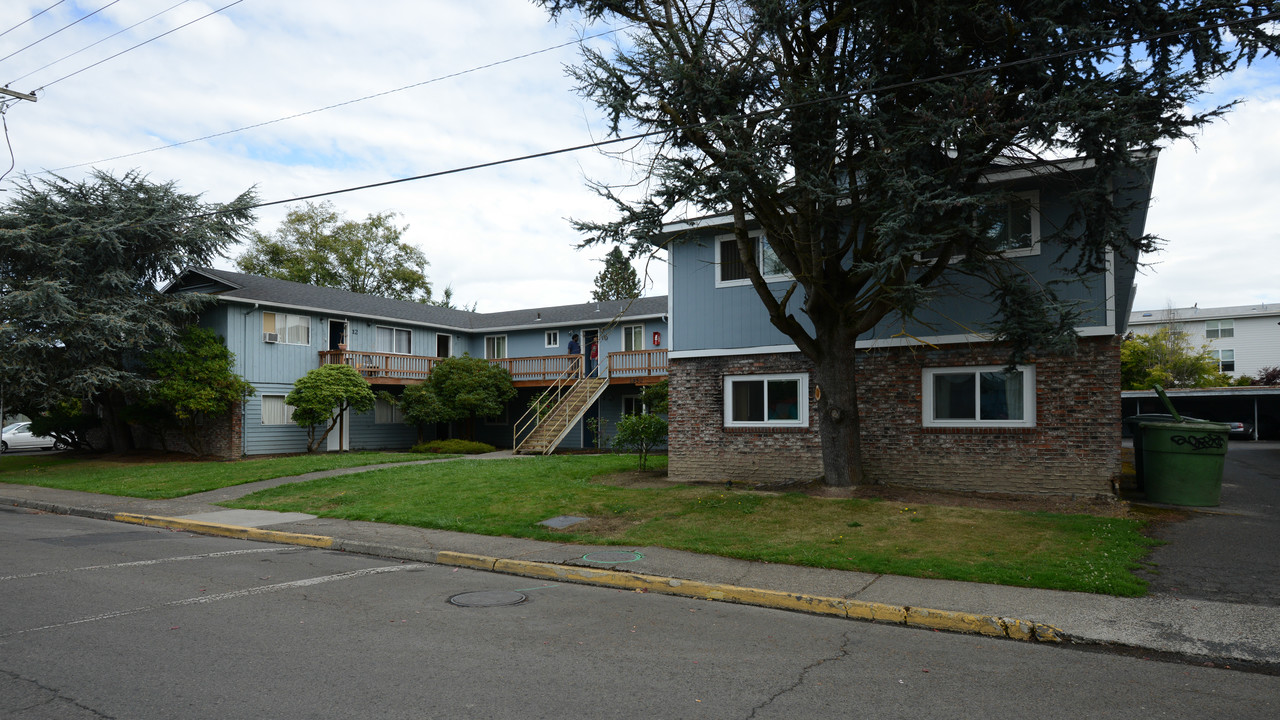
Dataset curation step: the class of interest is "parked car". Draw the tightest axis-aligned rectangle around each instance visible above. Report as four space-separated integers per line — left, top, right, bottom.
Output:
0 421 64 453
1224 421 1256 440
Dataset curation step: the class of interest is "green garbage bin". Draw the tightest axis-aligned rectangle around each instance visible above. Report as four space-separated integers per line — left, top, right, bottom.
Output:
1138 421 1229 506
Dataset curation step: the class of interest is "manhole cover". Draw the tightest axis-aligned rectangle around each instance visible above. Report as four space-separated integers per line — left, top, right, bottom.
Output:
448 590 528 607
539 515 589 529
581 550 644 564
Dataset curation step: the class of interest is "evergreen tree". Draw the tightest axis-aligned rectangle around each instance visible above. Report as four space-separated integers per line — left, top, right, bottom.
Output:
591 246 642 301
0 170 256 451
536 0 1279 485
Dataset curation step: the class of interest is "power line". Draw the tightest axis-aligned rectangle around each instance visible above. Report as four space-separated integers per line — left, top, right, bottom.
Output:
0 0 69 41
29 0 246 95
6 1 194 87
205 9 1277 220
0 0 124 65
38 24 633 174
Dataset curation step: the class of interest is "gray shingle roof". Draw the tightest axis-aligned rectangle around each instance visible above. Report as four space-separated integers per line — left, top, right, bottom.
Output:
169 268 667 332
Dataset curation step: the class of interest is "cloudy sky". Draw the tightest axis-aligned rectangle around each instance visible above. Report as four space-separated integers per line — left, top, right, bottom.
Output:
1 1 1276 313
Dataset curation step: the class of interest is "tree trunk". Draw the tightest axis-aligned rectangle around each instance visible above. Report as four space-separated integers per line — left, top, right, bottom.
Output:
99 392 135 454
811 351 868 487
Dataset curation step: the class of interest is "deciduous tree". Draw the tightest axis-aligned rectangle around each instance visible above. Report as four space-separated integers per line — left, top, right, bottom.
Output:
286 364 376 452
399 356 515 441
1121 328 1229 390
536 0 1279 485
146 326 255 455
237 201 461 306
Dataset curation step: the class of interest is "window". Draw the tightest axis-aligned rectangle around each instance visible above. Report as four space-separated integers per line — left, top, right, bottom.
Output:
622 395 644 416
545 330 560 348
716 232 790 287
622 324 644 352
261 395 295 425
376 326 412 354
1206 320 1234 339
981 191 1039 255
1210 349 1236 373
485 335 507 359
374 397 404 424
922 366 1035 428
723 373 808 427
262 312 310 345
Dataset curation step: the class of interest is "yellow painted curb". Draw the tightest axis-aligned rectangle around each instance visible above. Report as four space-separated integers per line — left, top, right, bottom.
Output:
436 551 499 571
468 556 1060 643
113 513 335 549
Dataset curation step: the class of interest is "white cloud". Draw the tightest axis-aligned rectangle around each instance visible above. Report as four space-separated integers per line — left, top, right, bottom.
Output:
2 2 1274 315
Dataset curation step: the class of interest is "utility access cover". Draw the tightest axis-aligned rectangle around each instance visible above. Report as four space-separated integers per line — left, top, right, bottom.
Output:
448 590 528 608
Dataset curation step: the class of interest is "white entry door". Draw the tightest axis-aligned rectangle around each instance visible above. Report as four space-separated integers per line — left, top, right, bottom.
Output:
326 407 350 451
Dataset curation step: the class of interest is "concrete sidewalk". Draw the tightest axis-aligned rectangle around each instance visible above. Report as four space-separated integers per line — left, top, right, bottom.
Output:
3 453 1278 671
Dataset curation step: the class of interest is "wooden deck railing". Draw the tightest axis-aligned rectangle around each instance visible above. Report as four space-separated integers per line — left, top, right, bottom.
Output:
607 348 669 379
488 354 582 383
318 349 668 385
318 350 438 383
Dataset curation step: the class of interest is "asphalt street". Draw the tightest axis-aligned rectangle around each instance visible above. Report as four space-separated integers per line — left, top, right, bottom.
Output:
3 507 1278 719
1139 442 1280 606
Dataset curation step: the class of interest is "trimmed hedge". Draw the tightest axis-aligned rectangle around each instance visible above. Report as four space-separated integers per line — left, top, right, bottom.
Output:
411 439 497 455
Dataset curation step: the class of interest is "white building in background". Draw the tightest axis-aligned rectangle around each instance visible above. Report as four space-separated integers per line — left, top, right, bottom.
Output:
1128 304 1280 379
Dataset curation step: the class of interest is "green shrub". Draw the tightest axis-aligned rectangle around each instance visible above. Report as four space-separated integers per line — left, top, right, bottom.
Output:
411 439 496 455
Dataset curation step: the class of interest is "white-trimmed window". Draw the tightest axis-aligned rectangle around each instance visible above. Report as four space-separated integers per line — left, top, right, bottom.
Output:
545 330 560 348
919 190 1041 263
1210 349 1235 373
982 190 1040 256
1206 320 1234 339
376 326 412 355
716 232 790 287
261 395 295 425
724 373 808 427
485 335 507 359
622 324 644 352
262 312 310 345
622 395 644 416
374 397 404 424
923 365 1035 428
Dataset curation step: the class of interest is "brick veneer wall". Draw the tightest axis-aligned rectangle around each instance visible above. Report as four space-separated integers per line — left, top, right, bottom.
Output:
669 336 1122 496
131 405 244 459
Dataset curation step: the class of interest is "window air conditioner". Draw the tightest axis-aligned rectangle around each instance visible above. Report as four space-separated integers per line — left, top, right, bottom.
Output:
263 332 279 343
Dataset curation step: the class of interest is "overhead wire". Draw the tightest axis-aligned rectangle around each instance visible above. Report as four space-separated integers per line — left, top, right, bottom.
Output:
37 23 635 174
0 0 70 41
28 0 246 94
6 0 194 87
192 8 1277 221
0 0 124 65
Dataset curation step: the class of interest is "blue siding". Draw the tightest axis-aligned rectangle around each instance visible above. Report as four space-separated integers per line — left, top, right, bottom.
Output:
244 383 311 455
669 183 1122 352
348 409 417 451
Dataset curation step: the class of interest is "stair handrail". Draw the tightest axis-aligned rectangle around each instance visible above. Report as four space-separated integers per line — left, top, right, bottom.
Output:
514 356 584 451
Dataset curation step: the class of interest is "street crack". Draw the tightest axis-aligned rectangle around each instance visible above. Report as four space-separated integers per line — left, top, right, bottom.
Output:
746 630 853 718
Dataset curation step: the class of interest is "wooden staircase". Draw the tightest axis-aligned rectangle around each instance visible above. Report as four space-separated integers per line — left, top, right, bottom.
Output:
514 376 608 455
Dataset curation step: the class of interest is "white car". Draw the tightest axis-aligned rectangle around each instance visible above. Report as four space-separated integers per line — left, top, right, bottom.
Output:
1 422 65 453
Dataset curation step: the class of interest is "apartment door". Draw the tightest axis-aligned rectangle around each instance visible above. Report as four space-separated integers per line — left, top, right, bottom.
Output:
328 320 348 351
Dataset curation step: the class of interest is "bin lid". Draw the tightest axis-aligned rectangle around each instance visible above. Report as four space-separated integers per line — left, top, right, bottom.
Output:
1138 420 1230 432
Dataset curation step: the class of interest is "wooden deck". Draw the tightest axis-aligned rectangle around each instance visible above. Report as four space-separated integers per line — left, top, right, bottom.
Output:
318 348 667 387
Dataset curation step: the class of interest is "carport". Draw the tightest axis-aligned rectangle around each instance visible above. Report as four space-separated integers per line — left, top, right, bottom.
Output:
1121 386 1280 440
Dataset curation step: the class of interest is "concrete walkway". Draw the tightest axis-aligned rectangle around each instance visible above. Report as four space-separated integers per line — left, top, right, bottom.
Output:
3 446 1278 671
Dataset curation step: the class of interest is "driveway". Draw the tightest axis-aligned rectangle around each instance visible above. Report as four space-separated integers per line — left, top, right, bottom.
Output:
1138 441 1280 606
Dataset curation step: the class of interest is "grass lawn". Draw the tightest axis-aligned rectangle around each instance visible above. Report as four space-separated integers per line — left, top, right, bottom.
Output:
225 454 1156 596
0 451 441 499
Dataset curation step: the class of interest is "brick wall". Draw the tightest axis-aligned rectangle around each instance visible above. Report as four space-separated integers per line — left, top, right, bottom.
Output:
669 336 1122 496
131 405 244 459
